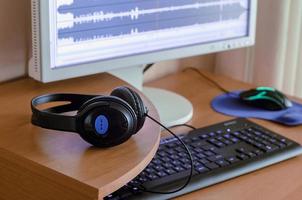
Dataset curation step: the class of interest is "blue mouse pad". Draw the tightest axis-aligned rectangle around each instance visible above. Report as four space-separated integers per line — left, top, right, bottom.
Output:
211 91 302 126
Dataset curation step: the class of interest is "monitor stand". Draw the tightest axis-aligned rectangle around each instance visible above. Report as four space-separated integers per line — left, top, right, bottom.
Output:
109 66 193 127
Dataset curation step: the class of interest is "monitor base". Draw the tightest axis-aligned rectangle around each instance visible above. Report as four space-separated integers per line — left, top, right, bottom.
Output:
109 66 193 127
143 87 193 127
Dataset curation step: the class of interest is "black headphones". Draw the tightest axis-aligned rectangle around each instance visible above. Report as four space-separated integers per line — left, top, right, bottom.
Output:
31 86 148 147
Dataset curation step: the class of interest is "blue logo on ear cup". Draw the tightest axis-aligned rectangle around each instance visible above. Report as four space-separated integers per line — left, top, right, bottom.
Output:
95 115 109 135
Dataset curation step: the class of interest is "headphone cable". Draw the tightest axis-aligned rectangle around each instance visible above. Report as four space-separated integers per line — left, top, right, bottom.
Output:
141 113 194 194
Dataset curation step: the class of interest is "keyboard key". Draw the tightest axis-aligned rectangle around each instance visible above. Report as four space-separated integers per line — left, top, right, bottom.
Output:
192 155 199 161
183 138 192 143
105 195 120 200
191 136 199 141
254 149 264 155
166 143 177 148
128 180 140 187
263 144 279 152
172 160 182 166
277 142 286 148
138 177 148 183
222 139 233 145
196 153 206 159
232 132 240 137
215 142 226 148
195 165 209 173
193 161 201 167
254 142 265 148
204 151 215 156
165 168 177 175
180 157 190 163
145 167 156 174
151 159 162 165
236 147 249 153
165 149 176 154
192 141 208 147
231 137 240 143
163 162 173 168
199 134 209 139
154 165 164 171
199 158 210 164
130 187 140 194
202 145 217 151
239 135 248 140
204 162 219 170
157 171 168 177
215 159 230 167
217 136 224 141
174 166 186 172
161 157 172 162
247 152 256 158
254 131 263 136
170 154 180 160
208 155 223 162
158 151 167 157
178 152 188 158
237 154 249 160
280 138 293 146
175 147 185 152
147 174 159 180
183 163 192 170
209 132 216 137
227 156 240 163
194 147 204 153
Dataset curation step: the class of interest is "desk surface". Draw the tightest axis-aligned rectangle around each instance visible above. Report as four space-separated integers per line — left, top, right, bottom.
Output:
1 70 302 200
147 69 302 200
0 73 161 200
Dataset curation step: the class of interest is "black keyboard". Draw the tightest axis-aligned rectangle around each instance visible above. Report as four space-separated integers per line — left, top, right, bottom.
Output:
105 118 302 200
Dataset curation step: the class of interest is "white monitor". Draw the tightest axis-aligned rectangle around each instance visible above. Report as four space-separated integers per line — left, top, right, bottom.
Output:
29 0 257 126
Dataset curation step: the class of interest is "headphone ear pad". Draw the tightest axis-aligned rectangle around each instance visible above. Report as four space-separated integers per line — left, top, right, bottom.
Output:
76 95 138 147
111 86 146 133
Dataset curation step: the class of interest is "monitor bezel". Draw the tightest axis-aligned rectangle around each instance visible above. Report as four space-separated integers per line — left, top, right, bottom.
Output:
32 0 258 82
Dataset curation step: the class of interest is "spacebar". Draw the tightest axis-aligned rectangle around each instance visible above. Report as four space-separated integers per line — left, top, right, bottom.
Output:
142 170 193 190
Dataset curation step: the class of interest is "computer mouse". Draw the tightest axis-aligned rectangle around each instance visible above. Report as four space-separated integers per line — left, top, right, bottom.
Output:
239 87 293 111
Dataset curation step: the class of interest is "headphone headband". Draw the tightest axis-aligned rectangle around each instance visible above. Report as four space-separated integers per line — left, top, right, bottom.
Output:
31 93 98 132
30 87 147 148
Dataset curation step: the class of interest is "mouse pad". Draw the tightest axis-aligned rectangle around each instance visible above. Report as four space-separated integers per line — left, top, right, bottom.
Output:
211 91 302 126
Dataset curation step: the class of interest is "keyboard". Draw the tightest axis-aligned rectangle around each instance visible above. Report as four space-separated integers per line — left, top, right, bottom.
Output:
105 118 302 200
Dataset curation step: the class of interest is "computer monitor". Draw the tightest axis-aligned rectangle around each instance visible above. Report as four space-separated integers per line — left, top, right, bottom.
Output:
29 0 257 126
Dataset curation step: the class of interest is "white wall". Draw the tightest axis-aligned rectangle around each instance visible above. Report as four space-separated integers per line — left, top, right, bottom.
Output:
0 0 30 82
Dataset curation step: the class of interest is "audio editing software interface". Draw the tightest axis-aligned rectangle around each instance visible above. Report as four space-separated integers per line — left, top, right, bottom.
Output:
53 0 250 68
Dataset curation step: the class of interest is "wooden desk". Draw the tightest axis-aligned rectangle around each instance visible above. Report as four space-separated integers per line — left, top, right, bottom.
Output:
1 70 302 200
0 73 161 200
147 70 302 200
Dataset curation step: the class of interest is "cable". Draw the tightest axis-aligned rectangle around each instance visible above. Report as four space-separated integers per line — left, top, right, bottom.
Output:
184 67 231 94
143 65 230 94
169 123 197 130
143 63 155 74
141 113 194 194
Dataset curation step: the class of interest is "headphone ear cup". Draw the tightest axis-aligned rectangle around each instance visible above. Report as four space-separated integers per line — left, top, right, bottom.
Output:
76 95 138 147
111 86 146 133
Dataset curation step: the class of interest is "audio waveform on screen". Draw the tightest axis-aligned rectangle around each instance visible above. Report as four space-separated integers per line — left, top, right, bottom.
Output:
56 0 248 43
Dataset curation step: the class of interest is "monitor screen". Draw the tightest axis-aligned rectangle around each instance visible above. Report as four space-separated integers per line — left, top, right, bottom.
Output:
30 0 256 82
54 0 251 69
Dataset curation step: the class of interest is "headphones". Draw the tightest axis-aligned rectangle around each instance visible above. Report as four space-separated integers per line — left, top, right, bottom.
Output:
31 86 148 147
31 86 195 193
